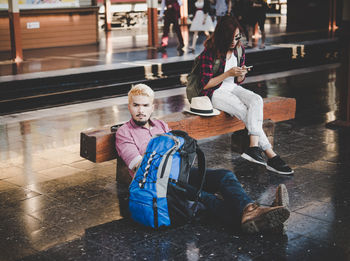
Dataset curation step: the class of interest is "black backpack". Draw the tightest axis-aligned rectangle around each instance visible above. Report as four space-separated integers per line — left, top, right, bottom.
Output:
186 56 221 103
186 46 243 102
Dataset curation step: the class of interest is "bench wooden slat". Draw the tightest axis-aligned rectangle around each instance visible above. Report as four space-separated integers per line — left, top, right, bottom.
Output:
80 96 296 163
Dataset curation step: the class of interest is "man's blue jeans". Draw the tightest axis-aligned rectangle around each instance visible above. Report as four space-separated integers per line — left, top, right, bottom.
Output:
189 168 253 226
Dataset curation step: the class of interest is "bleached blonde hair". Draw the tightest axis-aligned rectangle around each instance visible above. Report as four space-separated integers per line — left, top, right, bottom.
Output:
128 84 155 103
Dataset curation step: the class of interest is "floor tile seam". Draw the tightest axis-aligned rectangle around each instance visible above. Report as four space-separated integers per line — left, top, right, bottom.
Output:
315 158 345 166
22 175 105 190
242 242 290 260
0 186 36 194
26 212 49 225
251 233 328 260
19 252 49 261
22 185 52 197
285 136 325 145
294 167 337 178
35 164 84 177
292 209 334 224
38 192 110 207
25 201 91 223
30 219 86 241
282 180 326 202
125 227 196 247
273 135 308 144
0 181 24 194
274 138 313 148
288 144 326 155
0 173 55 186
83 236 137 254
183 232 289 258
183 236 234 251
299 165 343 174
25 228 82 255
273 151 297 158
61 196 120 212
7 191 43 205
287 180 326 195
12 247 41 261
288 230 339 248
51 225 85 240
0 200 65 218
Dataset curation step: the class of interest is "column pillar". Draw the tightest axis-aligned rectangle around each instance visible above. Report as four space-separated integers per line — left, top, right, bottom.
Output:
104 0 112 31
326 0 350 129
8 0 23 62
147 0 158 47
328 0 337 37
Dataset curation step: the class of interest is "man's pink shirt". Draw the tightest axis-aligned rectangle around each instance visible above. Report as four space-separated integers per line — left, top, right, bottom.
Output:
115 118 170 177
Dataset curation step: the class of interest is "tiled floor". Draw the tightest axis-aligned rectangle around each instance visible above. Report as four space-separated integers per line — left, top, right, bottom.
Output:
0 61 349 260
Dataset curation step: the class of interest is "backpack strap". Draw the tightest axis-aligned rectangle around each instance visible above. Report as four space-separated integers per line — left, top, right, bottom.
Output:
189 146 207 220
195 147 206 194
212 58 221 76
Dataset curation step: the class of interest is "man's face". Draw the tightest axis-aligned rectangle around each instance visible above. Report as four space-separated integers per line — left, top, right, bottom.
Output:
128 95 154 126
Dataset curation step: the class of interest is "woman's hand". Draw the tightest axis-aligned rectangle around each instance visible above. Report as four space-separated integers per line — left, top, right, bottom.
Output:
236 66 251 83
226 66 248 77
204 66 250 90
241 65 251 74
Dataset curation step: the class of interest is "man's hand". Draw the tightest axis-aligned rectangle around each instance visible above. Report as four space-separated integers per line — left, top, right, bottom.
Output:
132 159 142 173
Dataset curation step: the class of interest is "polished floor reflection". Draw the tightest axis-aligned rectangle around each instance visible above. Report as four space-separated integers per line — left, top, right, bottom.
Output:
0 64 349 260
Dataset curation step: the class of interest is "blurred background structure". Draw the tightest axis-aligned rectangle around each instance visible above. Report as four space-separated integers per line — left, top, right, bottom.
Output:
0 0 350 260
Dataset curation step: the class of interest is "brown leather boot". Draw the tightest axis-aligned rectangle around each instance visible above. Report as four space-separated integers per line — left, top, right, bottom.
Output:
271 184 290 209
270 184 290 234
241 203 290 234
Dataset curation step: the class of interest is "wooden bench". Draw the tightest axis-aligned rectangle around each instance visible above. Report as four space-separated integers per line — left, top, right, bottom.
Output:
80 96 296 184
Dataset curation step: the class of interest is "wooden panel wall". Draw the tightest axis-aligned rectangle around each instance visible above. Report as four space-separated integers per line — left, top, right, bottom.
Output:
0 8 98 51
0 16 11 51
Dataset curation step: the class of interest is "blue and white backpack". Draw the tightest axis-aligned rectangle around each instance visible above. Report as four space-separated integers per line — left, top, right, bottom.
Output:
128 130 206 228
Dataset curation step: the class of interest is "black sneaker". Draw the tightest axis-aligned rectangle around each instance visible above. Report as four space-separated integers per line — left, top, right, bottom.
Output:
241 146 266 166
267 156 294 175
177 43 184 51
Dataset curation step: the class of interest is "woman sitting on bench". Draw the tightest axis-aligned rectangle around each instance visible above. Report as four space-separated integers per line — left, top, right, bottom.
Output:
196 16 293 175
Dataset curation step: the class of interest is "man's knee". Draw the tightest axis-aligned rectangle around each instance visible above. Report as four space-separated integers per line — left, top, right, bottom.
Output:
214 169 238 183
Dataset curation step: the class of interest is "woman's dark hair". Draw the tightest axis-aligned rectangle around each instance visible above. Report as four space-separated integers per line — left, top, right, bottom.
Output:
204 16 243 57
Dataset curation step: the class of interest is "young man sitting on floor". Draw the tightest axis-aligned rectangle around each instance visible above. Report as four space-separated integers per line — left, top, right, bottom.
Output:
115 84 290 234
